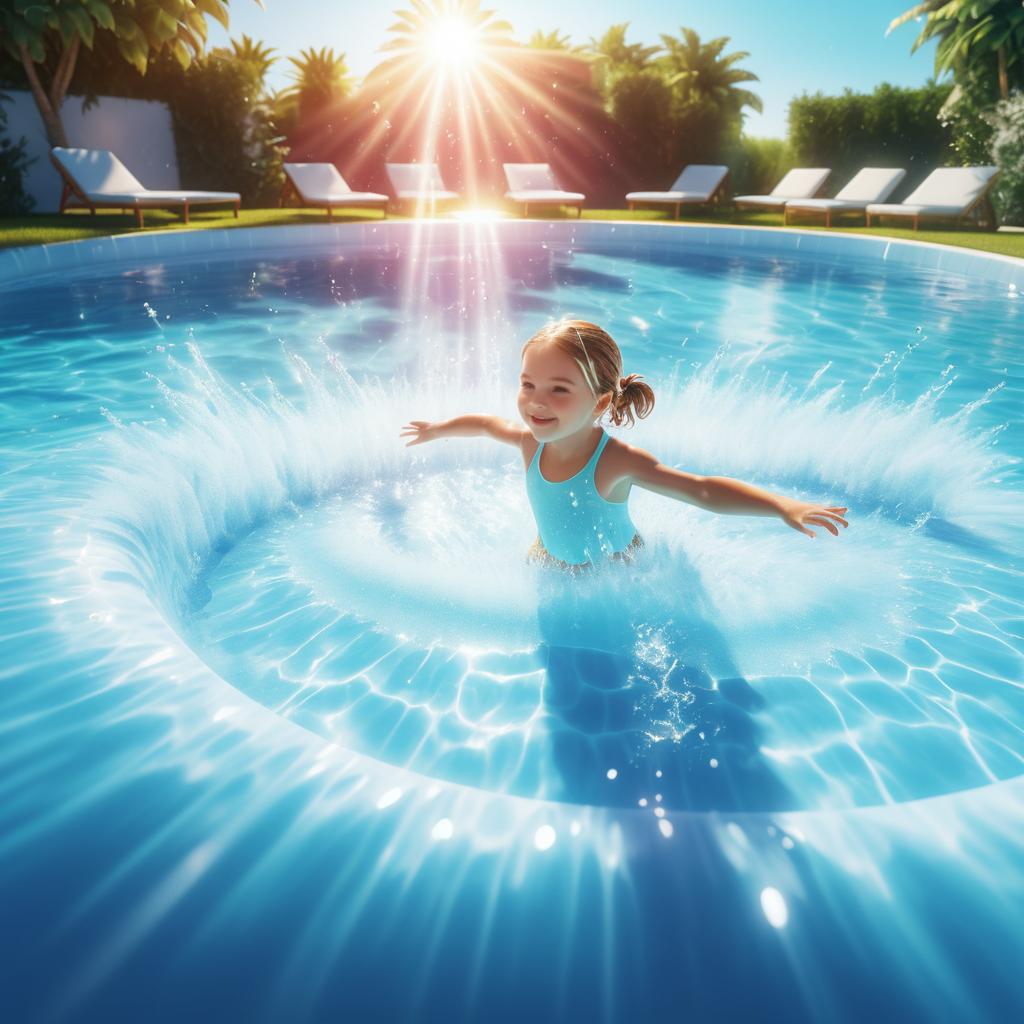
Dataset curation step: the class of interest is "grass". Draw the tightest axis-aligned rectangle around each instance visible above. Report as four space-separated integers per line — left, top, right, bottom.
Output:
1 204 1022 260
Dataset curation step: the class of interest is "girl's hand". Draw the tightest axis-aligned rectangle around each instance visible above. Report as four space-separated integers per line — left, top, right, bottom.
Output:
400 420 440 447
777 499 849 538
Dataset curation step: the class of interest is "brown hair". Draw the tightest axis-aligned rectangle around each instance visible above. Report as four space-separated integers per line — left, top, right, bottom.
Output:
522 319 655 427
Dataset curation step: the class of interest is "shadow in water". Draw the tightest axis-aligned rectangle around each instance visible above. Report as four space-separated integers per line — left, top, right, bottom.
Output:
531 549 793 812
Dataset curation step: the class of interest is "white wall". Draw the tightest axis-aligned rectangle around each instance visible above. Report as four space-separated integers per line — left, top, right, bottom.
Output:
2 91 179 213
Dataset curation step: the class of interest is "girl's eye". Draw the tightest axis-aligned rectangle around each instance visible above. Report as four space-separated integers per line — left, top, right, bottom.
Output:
553 387 568 393
520 382 534 390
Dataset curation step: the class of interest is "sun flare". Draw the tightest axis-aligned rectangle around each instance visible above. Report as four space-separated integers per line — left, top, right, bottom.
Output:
426 17 480 68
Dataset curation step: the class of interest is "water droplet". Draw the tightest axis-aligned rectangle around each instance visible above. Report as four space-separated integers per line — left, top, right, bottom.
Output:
534 825 556 851
760 887 788 928
376 787 402 809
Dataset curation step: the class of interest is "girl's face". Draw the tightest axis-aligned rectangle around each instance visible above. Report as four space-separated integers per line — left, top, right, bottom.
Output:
518 342 610 441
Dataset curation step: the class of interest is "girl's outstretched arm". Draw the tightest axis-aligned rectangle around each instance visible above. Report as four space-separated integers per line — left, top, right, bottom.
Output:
624 448 849 539
401 415 526 448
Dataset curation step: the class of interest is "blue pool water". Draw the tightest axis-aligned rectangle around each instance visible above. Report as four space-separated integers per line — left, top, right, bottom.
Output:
1 222 1022 1023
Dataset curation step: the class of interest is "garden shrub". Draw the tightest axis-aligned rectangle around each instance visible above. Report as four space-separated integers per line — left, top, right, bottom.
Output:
166 55 285 207
724 135 793 197
0 93 34 215
987 92 1024 226
788 82 954 194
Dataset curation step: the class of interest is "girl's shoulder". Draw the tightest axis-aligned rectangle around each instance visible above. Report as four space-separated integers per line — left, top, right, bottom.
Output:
603 434 654 473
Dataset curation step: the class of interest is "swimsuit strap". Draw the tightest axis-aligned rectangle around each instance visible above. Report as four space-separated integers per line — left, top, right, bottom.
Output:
584 430 611 477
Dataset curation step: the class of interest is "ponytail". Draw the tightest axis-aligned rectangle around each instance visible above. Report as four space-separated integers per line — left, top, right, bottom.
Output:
609 372 655 427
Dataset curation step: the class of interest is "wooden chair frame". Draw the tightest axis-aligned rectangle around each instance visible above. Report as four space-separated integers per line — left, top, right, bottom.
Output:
784 204 863 228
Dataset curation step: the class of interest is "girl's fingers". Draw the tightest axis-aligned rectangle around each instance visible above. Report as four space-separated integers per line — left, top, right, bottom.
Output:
811 507 848 527
807 517 838 535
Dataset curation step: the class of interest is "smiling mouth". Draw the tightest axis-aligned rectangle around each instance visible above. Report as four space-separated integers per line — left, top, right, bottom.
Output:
530 415 556 426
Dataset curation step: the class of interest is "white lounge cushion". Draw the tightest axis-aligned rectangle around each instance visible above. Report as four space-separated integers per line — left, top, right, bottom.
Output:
52 147 238 203
503 164 584 205
52 147 144 195
291 191 387 205
733 194 791 207
627 164 728 203
386 163 458 199
85 189 240 205
736 167 831 205
505 190 585 203
865 166 998 216
283 162 387 204
865 202 977 217
787 168 907 212
626 190 715 203
504 163 557 192
832 167 906 203
784 198 877 212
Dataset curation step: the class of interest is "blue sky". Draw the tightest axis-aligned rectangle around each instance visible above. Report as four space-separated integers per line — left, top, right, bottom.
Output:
208 0 940 137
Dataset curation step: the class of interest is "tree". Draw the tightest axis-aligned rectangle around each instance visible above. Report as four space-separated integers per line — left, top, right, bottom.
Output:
888 0 1024 101
225 33 276 87
527 29 582 54
273 47 352 137
0 0 257 148
657 28 762 125
587 23 659 72
585 23 662 115
0 92 36 214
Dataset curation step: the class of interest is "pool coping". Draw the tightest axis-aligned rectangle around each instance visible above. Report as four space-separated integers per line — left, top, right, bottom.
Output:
0 218 1021 291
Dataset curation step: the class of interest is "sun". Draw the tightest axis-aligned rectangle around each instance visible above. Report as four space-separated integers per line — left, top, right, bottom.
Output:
426 17 481 68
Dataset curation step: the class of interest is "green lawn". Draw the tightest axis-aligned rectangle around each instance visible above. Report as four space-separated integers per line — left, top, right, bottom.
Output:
2 205 1022 260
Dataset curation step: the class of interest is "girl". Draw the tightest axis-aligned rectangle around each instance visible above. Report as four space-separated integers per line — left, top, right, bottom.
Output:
401 319 848 571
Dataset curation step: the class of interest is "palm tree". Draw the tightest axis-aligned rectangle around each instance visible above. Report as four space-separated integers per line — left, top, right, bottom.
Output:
586 23 662 100
587 23 660 73
888 0 1024 100
228 34 277 84
657 28 762 123
274 47 352 131
527 29 582 53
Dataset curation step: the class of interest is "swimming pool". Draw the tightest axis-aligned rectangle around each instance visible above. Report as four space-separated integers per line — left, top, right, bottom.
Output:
1 221 1022 1022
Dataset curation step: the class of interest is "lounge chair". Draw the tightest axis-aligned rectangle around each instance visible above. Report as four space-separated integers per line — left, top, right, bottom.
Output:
626 165 730 218
865 166 1000 231
734 168 831 213
51 147 240 228
385 163 459 211
281 163 389 219
503 163 585 218
784 168 907 227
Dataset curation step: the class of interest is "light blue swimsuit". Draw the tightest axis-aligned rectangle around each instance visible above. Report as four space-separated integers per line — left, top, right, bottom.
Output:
525 430 640 566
